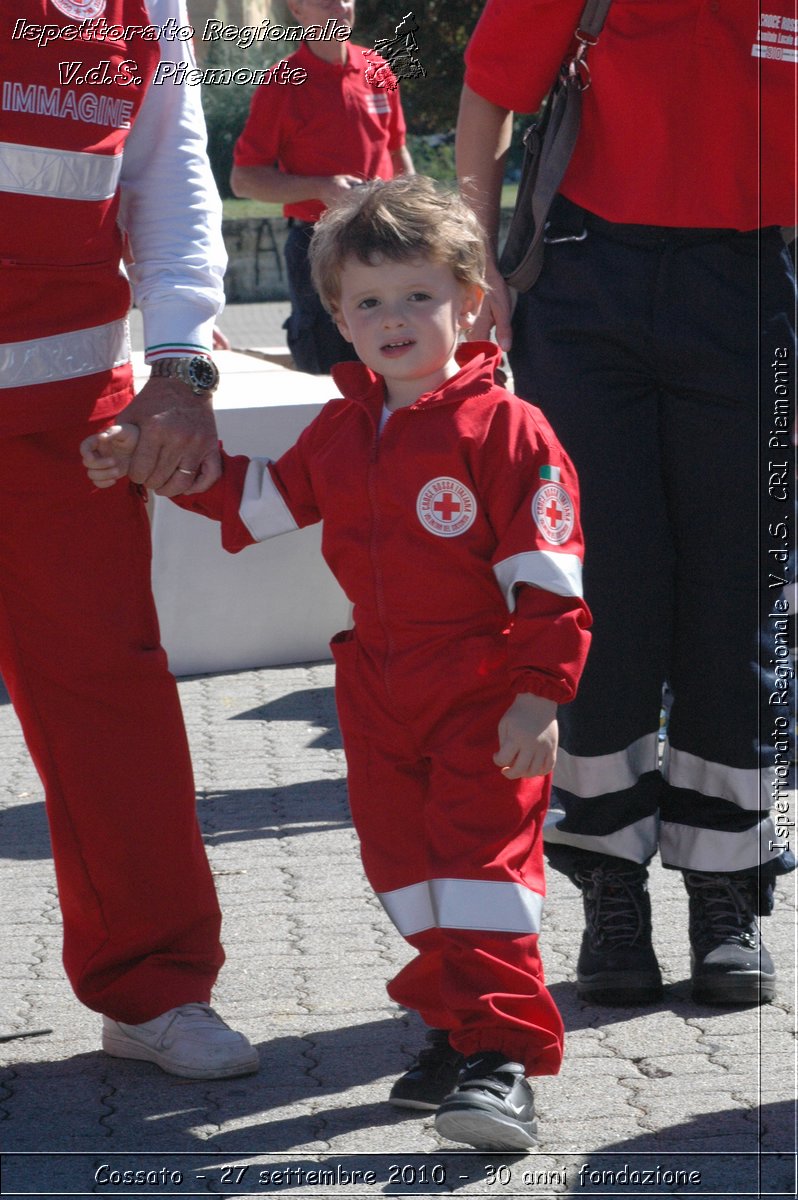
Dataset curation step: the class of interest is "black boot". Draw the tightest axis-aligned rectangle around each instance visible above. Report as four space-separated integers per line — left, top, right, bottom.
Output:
388 1028 464 1110
684 870 776 1005
574 859 663 1004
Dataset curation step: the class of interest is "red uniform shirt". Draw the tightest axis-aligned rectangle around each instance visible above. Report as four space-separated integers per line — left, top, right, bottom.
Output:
464 0 797 229
0 0 159 432
233 41 407 224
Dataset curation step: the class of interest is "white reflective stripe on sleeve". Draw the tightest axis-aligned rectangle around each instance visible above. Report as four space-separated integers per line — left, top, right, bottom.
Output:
431 878 543 933
377 881 434 936
664 746 768 811
553 732 660 799
660 816 782 872
543 807 659 863
377 878 544 936
0 142 122 201
239 459 301 542
493 550 583 611
0 319 129 389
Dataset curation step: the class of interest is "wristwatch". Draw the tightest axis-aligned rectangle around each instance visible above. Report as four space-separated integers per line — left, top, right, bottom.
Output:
149 355 220 395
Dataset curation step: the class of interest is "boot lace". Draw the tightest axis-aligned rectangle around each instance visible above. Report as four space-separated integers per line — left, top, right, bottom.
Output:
575 865 648 948
684 872 758 952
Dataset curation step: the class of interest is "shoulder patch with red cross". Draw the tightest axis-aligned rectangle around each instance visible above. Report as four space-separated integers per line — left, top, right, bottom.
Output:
532 465 575 545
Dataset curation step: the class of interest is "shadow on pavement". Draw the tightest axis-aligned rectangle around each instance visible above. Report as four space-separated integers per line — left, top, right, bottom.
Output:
559 1101 795 1197
0 778 352 860
231 685 342 753
547 979 780 1030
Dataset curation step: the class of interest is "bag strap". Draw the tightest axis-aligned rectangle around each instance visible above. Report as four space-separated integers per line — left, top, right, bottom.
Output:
526 0 612 258
567 0 613 86
578 0 613 38
499 0 613 290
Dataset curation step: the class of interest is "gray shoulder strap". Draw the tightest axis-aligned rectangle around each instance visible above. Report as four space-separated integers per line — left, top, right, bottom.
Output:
579 0 613 39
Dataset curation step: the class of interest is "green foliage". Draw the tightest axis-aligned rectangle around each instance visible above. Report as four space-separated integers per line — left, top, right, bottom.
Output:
198 41 256 197
198 3 531 196
353 0 485 135
405 134 456 182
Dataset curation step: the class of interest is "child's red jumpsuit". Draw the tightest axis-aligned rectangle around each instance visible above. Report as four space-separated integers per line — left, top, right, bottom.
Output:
183 343 591 1074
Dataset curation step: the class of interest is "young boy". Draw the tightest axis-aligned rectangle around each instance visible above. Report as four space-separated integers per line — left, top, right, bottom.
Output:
82 176 591 1152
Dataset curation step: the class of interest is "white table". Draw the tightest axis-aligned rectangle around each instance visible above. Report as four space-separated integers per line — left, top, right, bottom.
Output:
140 351 352 676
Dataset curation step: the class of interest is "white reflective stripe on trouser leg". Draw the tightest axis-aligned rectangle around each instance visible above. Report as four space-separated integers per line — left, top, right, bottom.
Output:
377 881 435 936
543 808 659 863
544 731 662 862
0 141 123 201
553 732 660 798
660 815 783 872
377 878 544 937
664 746 768 811
0 319 129 389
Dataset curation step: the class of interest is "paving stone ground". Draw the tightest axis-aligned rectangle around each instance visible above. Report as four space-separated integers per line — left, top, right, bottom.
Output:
0 305 794 1199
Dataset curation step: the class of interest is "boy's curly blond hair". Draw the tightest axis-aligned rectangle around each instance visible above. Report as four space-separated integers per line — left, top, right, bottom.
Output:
309 175 487 313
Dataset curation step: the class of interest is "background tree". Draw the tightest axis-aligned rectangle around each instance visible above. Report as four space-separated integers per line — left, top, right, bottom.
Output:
353 1 486 134
193 0 529 197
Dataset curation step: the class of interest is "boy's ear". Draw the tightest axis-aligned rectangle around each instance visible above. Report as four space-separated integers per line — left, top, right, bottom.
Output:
333 308 355 344
458 284 485 332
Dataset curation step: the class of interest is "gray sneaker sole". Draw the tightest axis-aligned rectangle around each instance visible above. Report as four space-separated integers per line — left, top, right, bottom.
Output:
435 1106 538 1152
388 1093 441 1111
102 1032 260 1079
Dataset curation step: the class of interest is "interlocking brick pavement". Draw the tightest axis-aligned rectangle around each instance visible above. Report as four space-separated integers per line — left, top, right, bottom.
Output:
0 306 794 1198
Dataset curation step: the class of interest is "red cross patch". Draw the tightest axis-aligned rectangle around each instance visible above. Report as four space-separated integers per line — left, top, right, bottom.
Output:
417 477 477 538
51 0 106 17
532 482 574 545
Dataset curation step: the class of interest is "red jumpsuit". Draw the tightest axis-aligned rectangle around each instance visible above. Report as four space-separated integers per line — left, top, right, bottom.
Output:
183 344 591 1073
0 0 225 1021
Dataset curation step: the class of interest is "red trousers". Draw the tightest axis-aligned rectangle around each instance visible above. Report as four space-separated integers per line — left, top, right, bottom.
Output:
0 420 224 1022
332 631 564 1077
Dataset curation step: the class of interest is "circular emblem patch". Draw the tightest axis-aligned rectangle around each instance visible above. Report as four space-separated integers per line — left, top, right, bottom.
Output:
417 477 477 538
51 0 106 19
532 482 574 545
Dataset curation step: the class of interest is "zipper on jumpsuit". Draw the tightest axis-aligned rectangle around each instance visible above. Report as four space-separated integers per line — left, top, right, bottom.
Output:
366 408 402 709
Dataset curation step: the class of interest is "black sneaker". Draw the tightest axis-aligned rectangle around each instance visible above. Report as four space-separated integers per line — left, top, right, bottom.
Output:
434 1051 538 1151
388 1029 464 1111
575 860 663 1004
684 870 776 1005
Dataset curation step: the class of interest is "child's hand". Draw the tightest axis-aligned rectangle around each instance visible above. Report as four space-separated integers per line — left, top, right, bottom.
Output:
494 694 558 779
80 423 140 488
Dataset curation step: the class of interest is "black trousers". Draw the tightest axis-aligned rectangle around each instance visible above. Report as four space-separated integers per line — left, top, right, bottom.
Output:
510 197 796 909
283 221 359 375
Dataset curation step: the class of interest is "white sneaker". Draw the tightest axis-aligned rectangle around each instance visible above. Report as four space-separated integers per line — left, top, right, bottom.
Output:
102 1003 259 1079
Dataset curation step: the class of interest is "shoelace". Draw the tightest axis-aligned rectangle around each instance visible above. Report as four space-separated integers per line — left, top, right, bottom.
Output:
155 1003 229 1031
685 873 758 949
576 866 647 947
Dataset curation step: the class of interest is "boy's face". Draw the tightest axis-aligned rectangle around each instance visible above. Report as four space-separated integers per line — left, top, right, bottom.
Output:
333 256 483 407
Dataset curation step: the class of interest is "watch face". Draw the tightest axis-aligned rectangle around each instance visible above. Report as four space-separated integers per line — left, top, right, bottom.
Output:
188 357 219 392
